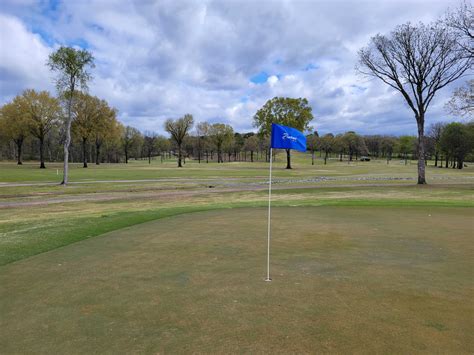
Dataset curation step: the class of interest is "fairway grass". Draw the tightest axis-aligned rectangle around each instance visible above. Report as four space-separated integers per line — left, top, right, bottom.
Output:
1 207 472 353
1 184 473 265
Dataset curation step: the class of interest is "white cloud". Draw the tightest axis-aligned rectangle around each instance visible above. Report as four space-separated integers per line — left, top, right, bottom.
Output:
0 0 467 136
0 14 53 100
267 75 279 87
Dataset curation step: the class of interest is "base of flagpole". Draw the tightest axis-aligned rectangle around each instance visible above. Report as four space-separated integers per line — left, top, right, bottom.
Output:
264 278 272 282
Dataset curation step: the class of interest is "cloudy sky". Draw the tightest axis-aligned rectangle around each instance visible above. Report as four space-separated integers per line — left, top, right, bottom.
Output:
0 0 468 136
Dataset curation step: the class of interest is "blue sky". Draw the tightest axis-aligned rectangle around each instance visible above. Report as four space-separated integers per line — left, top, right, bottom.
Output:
0 0 469 136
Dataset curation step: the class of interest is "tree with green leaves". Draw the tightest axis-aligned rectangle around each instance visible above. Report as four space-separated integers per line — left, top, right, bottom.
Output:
48 46 94 183
342 131 367 161
253 97 313 169
333 134 345 161
72 92 102 168
164 114 194 167
93 101 119 165
224 134 235 162
121 126 142 164
381 136 397 164
0 97 30 165
18 90 61 168
209 123 233 163
397 135 416 165
439 122 474 169
156 136 171 163
244 135 259 162
358 20 472 183
319 133 335 165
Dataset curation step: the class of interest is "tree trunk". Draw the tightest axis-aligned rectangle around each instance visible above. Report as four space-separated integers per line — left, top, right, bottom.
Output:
39 137 46 169
82 137 88 168
125 149 129 164
96 142 101 165
178 143 182 167
324 151 328 165
445 156 449 168
286 149 292 169
15 139 23 165
434 152 438 167
251 150 254 162
457 158 463 169
416 117 426 184
148 153 151 164
62 92 74 185
311 151 314 165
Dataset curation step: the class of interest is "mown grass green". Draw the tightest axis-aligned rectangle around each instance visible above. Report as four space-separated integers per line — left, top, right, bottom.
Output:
1 207 472 353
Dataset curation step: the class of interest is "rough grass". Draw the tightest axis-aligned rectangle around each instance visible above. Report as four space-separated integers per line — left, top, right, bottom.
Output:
1 207 472 353
1 155 473 183
1 156 473 266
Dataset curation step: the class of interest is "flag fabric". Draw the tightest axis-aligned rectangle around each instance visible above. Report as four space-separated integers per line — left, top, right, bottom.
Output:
270 123 306 152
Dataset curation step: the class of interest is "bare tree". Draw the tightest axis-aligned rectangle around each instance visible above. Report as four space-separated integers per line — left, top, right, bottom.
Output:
306 132 318 165
358 21 472 184
164 114 194 167
143 131 157 164
195 122 210 164
427 122 446 167
445 79 473 118
445 0 473 58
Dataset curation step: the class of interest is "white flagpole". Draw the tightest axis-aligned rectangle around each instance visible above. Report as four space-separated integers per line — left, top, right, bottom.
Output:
265 148 273 281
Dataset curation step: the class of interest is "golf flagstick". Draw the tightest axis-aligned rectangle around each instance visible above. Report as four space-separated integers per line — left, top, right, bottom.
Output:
264 124 306 282
265 148 273 282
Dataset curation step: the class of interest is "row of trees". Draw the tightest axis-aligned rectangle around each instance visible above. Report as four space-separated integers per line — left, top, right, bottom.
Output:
0 89 121 168
311 122 474 169
3 96 472 169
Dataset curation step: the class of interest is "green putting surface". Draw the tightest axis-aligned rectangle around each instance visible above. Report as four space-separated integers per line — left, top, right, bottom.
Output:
1 207 473 353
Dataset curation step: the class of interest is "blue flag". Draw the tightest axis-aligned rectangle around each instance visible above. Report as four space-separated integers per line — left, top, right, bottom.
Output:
270 123 306 152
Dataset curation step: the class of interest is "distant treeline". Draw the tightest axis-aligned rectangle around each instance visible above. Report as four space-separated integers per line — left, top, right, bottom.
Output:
1 89 473 169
